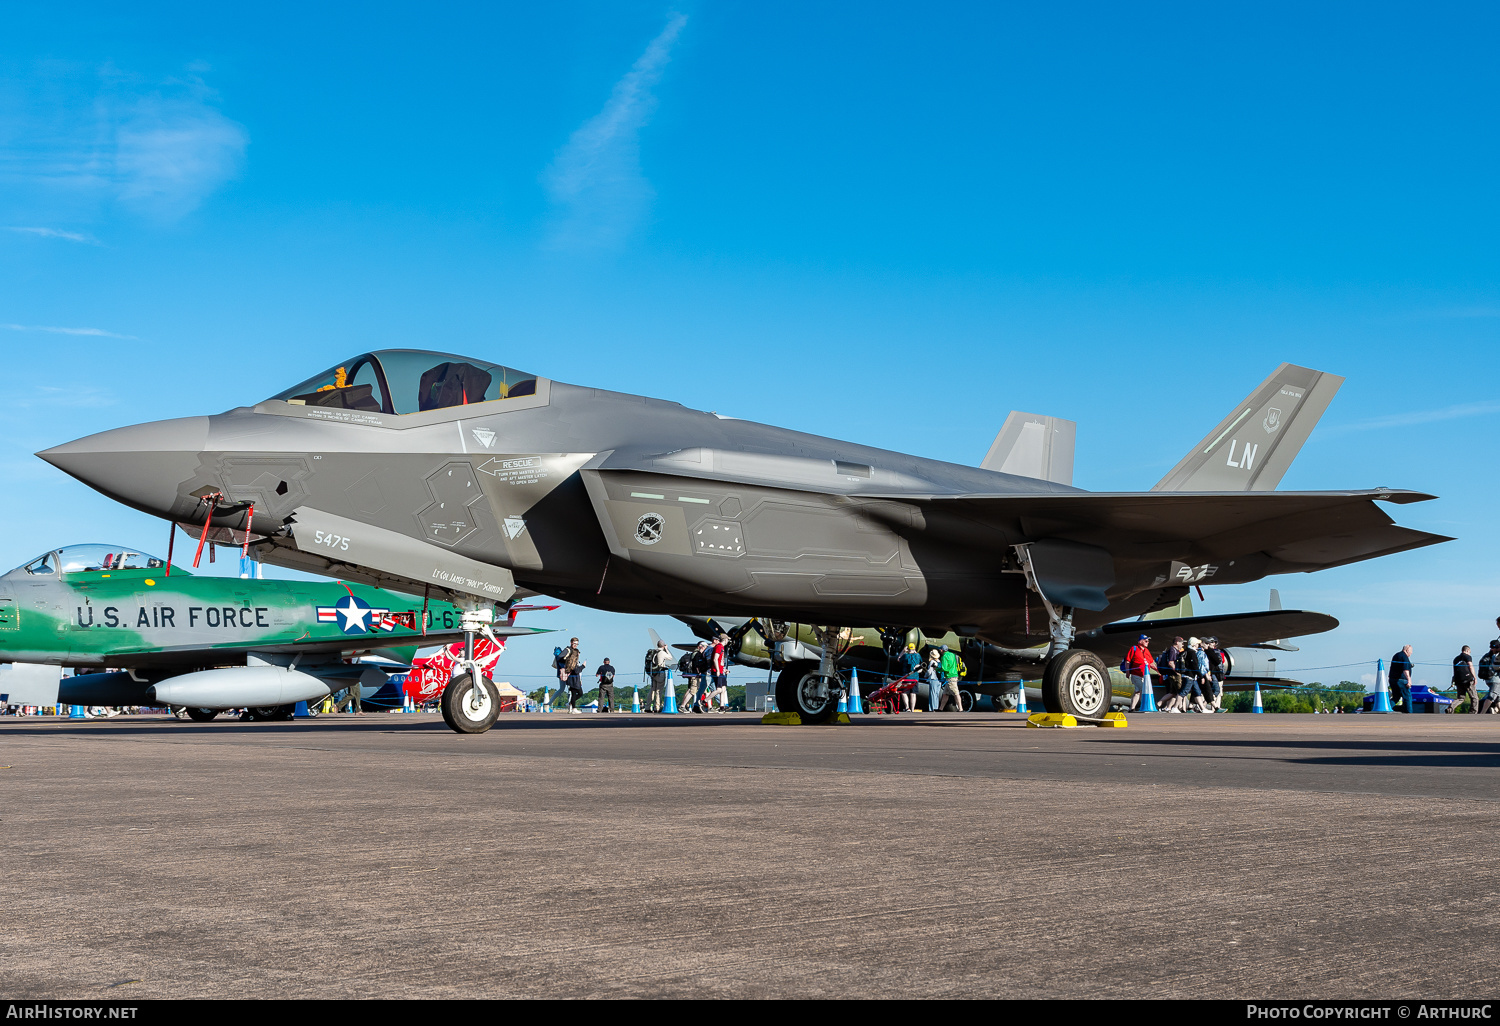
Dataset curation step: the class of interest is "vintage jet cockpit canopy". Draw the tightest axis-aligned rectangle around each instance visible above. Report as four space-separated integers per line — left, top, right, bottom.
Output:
9 544 167 577
269 349 539 416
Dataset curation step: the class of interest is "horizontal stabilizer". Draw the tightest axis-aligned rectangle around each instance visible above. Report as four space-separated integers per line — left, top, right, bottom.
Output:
1153 364 1343 492
982 412 1076 485
1074 608 1338 663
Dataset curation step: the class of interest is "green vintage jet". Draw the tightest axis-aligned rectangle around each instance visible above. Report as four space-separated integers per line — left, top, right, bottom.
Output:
0 543 547 720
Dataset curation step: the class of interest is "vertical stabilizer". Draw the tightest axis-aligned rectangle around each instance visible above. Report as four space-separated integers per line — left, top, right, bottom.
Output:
1152 364 1343 492
981 412 1076 485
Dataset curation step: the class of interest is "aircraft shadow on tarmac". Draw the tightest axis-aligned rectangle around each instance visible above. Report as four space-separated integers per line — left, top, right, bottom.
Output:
0 715 782 738
1101 736 1500 769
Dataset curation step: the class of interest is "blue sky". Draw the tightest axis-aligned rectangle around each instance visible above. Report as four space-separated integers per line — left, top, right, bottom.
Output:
1 2 1496 690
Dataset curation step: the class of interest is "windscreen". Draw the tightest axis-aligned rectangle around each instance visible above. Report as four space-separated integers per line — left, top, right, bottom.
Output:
56 545 165 573
271 350 538 415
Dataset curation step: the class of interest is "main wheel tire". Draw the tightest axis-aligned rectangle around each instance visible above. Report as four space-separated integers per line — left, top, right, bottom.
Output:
441 673 500 734
185 707 219 722
1041 650 1111 719
774 662 840 725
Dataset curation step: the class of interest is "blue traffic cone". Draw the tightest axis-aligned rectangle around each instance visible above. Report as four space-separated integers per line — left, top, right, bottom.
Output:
1251 682 1264 713
294 701 309 718
848 668 863 714
631 685 641 713
1015 682 1029 715
542 686 552 713
837 686 848 715
69 704 85 719
1141 674 1158 712
1371 658 1393 713
663 669 679 714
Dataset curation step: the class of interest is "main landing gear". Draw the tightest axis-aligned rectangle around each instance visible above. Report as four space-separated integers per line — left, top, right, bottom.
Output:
440 606 502 734
1014 544 1112 720
773 625 847 725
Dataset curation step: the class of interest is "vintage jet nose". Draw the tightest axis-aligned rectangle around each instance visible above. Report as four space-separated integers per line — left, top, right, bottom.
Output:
37 417 210 519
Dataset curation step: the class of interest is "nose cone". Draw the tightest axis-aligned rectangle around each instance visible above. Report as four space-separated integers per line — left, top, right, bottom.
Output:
38 417 210 519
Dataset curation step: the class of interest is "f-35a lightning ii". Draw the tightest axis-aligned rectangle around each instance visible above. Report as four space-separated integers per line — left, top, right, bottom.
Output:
38 350 1449 730
0 542 546 723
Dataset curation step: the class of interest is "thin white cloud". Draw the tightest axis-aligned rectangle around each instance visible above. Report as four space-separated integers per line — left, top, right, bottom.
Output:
542 13 687 250
1324 400 1500 436
6 226 97 243
3 323 137 339
0 65 247 222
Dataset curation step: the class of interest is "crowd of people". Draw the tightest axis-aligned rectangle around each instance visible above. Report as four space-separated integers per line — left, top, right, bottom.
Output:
546 633 737 713
1123 633 1227 713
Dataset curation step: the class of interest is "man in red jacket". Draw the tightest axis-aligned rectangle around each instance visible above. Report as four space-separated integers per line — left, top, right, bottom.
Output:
1125 633 1158 712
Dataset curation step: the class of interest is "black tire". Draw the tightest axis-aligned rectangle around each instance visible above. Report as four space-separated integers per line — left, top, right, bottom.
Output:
441 673 500 734
1041 650 1111 718
248 705 292 721
774 661 840 725
185 708 219 722
958 689 975 712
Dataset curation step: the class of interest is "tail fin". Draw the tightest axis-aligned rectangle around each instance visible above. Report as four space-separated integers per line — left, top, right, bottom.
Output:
1152 364 1343 492
981 412 1076 485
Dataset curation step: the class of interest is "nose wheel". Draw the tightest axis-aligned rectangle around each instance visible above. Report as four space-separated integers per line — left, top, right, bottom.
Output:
441 672 500 733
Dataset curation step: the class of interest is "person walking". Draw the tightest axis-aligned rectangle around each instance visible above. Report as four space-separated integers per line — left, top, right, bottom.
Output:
938 645 963 712
710 634 730 712
1124 633 1157 711
1188 638 1213 713
595 658 616 712
1478 641 1500 714
1389 644 1414 713
648 639 673 712
562 637 586 714
1157 637 1187 712
1453 646 1478 713
1204 637 1227 711
681 643 706 713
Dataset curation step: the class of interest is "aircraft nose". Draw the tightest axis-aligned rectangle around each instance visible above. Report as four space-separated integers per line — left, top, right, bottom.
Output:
37 417 210 519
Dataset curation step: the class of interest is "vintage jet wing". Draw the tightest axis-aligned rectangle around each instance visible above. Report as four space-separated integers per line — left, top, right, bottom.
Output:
1072 609 1338 663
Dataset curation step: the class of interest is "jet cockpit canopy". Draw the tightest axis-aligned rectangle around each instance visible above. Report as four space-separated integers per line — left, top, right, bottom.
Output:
269 349 538 415
7 544 167 577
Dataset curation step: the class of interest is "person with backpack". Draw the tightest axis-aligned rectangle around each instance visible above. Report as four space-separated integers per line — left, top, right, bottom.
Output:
1204 638 1227 711
1156 637 1187 712
680 641 707 713
595 658 616 713
1452 646 1478 713
647 640 673 712
1477 641 1500 714
562 637 586 714
1123 633 1157 711
938 645 963 712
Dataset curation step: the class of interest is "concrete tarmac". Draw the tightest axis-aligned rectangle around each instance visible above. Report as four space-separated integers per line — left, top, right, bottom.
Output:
1 710 1497 999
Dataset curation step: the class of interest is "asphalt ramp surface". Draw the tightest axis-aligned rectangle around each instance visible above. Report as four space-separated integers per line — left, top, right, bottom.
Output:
1 711 1496 999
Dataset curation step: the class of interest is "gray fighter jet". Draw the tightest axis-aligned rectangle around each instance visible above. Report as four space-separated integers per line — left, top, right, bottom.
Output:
39 351 1448 730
